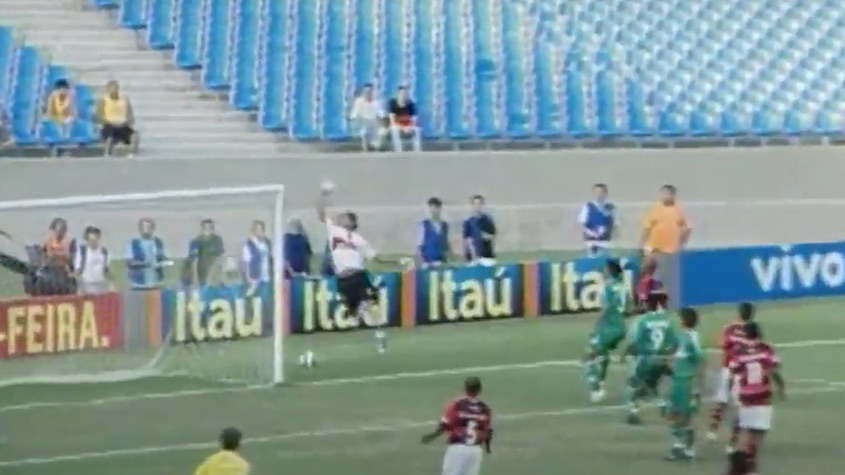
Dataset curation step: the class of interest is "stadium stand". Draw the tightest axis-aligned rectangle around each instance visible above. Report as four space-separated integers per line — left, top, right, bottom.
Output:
3 0 845 154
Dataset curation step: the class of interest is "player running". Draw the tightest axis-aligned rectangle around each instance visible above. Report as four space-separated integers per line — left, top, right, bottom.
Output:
621 288 677 425
708 302 755 443
725 321 785 475
317 181 411 353
665 307 706 461
582 259 629 403
422 376 493 475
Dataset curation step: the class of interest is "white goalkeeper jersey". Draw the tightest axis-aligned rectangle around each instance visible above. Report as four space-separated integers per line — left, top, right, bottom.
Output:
326 218 376 274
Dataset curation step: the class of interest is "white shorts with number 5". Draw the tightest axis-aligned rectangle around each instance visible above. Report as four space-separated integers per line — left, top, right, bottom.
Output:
442 444 483 475
737 405 773 431
713 367 734 404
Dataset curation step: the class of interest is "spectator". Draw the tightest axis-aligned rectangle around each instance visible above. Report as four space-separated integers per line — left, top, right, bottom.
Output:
417 197 450 267
96 80 136 157
640 184 692 293
43 218 73 273
387 86 422 152
349 83 386 151
462 195 496 263
242 220 272 292
183 219 225 287
283 218 312 277
74 226 111 295
126 218 168 290
577 183 616 257
44 78 75 155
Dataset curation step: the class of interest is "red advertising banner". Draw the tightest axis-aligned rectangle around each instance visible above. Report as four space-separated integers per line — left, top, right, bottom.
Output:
0 293 123 359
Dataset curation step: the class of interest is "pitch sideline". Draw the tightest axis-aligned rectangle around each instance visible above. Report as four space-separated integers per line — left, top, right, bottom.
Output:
0 382 841 468
0 337 842 414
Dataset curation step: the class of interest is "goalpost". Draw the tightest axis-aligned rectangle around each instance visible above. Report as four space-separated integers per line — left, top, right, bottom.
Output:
0 185 286 387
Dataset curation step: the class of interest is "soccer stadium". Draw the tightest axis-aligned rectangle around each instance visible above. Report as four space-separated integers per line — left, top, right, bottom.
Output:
0 1 845 475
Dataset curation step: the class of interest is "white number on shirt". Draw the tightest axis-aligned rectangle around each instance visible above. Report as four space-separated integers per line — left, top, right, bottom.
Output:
464 420 478 445
650 328 665 351
746 361 763 384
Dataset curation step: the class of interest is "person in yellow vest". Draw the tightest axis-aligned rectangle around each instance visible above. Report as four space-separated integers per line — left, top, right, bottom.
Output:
194 427 250 475
96 80 136 157
45 79 75 155
640 184 692 289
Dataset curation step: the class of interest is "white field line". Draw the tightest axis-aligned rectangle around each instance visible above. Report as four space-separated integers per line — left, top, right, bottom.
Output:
0 338 843 414
0 382 841 468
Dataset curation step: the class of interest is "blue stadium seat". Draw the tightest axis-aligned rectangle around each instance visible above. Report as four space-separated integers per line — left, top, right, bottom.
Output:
201 0 232 90
89 0 119 9
119 0 148 30
10 46 42 146
174 0 202 69
230 0 260 111
290 0 319 139
147 0 176 49
0 26 14 100
97 0 845 142
258 0 289 131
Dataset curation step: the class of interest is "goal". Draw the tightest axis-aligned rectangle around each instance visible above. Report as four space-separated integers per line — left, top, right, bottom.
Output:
0 185 286 387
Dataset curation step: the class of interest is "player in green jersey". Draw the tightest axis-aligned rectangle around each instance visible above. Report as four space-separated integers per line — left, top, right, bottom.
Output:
583 259 629 403
621 289 677 425
665 307 706 461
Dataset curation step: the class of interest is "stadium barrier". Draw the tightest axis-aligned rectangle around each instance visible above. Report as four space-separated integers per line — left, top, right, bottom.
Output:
3 240 844 357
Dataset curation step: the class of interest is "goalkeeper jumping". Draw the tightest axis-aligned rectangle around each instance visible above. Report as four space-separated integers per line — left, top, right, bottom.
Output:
316 181 411 353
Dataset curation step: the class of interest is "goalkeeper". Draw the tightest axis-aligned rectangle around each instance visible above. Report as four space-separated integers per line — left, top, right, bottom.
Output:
193 427 249 475
316 181 411 353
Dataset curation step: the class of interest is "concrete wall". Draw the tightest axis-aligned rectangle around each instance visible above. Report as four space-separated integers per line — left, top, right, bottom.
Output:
0 146 843 254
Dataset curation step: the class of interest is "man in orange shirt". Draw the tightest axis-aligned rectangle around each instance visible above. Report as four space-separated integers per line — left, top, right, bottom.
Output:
640 185 691 293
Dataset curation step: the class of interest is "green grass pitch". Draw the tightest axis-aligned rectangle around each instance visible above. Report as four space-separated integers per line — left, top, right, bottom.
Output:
0 250 843 474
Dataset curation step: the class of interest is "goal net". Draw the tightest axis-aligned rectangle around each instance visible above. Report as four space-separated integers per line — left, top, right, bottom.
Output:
0 185 286 387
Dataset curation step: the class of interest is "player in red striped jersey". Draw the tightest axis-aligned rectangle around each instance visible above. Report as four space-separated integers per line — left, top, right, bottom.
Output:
635 256 658 311
725 322 785 475
708 302 755 443
421 377 492 475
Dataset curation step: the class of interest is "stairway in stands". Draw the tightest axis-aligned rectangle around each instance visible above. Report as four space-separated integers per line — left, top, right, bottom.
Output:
0 0 309 157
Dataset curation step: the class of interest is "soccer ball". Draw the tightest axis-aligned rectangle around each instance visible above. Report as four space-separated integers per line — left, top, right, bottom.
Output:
298 351 317 368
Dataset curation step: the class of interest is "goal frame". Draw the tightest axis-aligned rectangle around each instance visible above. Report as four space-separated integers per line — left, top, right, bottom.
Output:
0 184 287 385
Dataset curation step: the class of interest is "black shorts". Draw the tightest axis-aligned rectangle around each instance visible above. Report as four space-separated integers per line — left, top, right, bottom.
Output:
336 270 378 315
101 124 134 144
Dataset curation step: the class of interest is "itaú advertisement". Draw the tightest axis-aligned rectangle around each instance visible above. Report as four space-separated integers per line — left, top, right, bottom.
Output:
0 293 123 358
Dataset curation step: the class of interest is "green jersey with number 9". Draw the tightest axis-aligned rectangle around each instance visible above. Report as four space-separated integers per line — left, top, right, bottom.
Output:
627 309 677 357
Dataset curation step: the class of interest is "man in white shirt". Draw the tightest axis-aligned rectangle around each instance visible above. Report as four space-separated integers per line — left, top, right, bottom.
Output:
241 220 272 295
317 181 410 353
349 83 386 151
74 226 111 295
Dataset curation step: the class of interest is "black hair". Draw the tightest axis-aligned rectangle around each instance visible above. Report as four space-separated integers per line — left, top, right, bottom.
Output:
738 302 754 322
679 307 699 329
593 183 608 191
743 321 761 340
346 211 359 230
397 85 407 91
84 226 101 237
219 427 242 451
49 218 67 231
55 79 69 89
252 220 266 230
201 218 214 226
646 290 668 311
427 197 443 207
605 259 623 279
470 194 485 203
464 376 482 397
362 82 373 89
661 184 677 195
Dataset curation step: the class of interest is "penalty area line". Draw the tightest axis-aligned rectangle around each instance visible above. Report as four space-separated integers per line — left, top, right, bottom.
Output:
0 383 841 468
0 337 843 414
